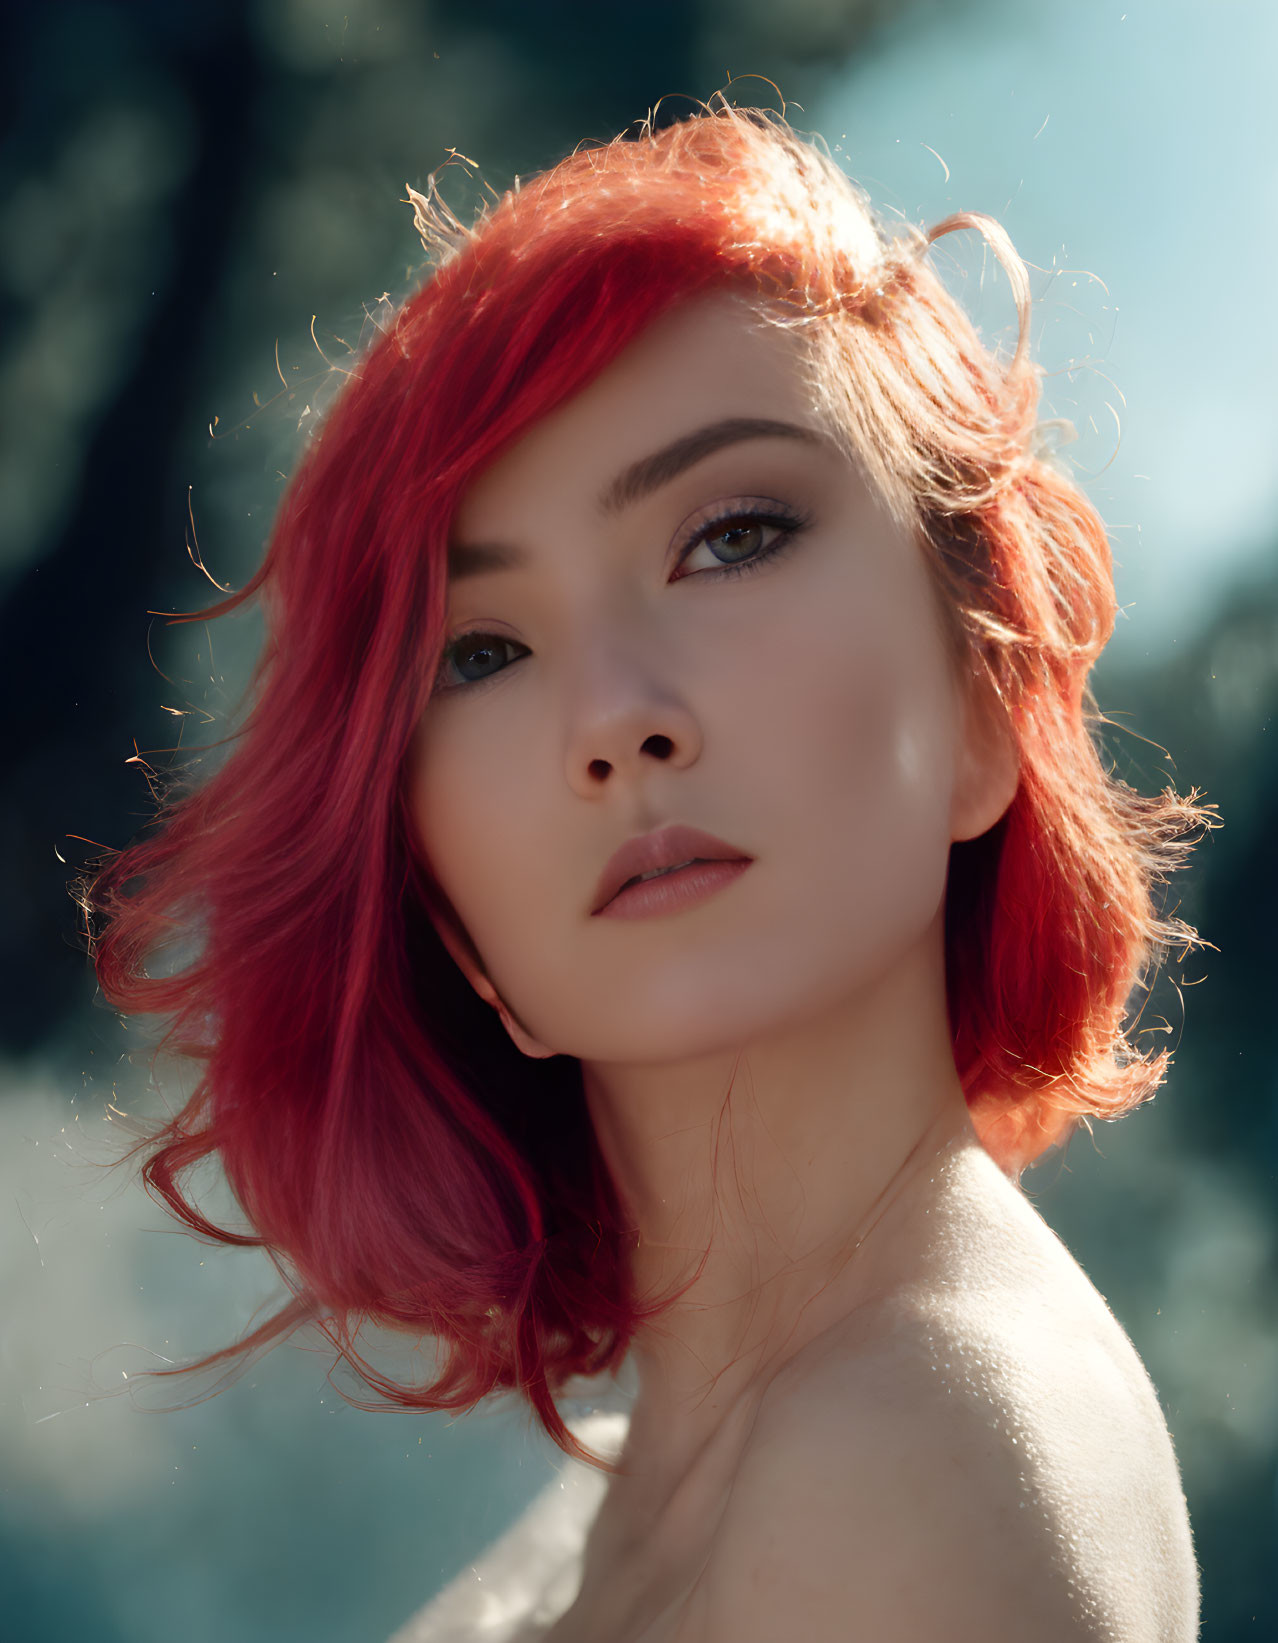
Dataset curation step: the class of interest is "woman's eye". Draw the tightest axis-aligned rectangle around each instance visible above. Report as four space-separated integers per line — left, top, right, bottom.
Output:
436 632 526 691
675 510 803 580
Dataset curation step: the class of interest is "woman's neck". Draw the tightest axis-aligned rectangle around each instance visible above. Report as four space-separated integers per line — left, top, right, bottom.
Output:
580 918 979 1467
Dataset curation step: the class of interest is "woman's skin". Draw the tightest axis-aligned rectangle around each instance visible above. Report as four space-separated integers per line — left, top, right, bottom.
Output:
407 296 1199 1639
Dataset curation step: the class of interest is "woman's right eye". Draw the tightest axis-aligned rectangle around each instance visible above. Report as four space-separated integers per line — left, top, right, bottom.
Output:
436 632 528 692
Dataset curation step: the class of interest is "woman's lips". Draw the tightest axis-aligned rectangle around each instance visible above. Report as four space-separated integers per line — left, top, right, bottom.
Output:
591 823 753 916
594 857 753 919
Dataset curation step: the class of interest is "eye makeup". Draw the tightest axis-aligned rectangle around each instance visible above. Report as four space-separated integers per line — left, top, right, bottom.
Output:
432 495 814 694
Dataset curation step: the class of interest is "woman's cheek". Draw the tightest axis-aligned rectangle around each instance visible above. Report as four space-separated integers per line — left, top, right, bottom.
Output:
412 711 557 972
776 607 956 918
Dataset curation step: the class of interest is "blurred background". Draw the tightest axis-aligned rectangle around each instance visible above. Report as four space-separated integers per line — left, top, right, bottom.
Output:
2 0 1274 1637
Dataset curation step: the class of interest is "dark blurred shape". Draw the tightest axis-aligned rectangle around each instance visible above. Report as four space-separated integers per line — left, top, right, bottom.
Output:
0 1 264 1056
1094 572 1278 1640
1096 561 1278 1189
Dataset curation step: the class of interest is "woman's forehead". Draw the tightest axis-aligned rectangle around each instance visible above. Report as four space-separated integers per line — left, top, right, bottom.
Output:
452 293 825 529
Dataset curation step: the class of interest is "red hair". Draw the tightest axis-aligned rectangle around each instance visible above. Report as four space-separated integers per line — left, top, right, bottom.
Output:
86 103 1214 1466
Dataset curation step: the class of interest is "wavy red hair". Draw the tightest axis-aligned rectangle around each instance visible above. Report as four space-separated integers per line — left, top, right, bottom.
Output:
86 103 1214 1466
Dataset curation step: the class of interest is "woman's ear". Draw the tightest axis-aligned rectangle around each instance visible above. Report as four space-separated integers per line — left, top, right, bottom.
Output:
431 900 558 1061
950 660 1020 844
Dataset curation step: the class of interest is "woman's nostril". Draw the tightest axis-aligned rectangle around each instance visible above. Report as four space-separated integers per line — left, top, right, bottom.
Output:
643 734 674 759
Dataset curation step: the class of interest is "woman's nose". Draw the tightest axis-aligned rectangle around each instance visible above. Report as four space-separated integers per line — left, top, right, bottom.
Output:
560 632 703 798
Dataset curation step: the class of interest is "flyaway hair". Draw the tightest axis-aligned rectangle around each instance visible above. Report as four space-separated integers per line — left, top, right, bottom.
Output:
85 100 1216 1467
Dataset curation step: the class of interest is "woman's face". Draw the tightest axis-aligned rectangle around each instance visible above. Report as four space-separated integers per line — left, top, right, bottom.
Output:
408 293 1012 1066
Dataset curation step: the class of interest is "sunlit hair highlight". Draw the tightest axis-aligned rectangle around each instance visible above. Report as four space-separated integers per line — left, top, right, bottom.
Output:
86 100 1215 1467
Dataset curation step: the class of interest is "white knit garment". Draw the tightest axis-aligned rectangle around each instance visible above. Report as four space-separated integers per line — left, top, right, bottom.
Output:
386 1410 630 1643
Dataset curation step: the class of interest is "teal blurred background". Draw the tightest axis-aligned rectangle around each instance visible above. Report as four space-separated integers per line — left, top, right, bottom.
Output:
2 1 1274 1637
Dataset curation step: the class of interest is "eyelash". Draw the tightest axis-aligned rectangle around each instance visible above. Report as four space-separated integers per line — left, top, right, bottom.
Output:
674 502 809 583
434 502 811 694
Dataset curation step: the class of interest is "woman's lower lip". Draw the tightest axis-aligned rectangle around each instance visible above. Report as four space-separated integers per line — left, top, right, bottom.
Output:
595 858 752 919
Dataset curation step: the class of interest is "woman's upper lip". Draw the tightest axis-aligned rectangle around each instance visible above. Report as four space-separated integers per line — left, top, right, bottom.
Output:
590 824 753 915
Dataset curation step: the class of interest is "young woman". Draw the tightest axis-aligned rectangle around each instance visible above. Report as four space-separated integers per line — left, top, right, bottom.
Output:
89 103 1209 1640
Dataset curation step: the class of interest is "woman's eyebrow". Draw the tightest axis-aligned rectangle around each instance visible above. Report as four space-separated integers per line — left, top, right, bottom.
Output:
598 416 827 516
447 416 825 584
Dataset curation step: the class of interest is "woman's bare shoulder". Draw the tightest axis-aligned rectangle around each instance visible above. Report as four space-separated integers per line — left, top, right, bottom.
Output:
693 1156 1201 1641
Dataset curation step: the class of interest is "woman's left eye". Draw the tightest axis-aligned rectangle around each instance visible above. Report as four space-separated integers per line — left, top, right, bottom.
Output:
674 507 808 582
434 632 529 693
